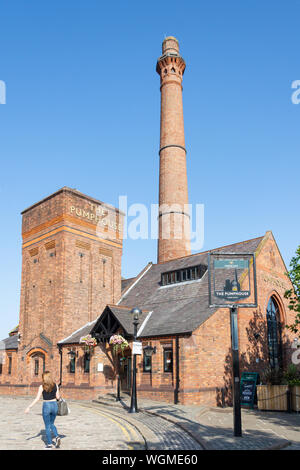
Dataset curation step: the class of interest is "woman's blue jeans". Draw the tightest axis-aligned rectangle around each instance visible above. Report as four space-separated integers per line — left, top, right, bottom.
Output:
42 401 58 445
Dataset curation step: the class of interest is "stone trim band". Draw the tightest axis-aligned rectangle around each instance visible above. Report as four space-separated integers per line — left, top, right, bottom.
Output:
159 144 187 155
159 211 190 219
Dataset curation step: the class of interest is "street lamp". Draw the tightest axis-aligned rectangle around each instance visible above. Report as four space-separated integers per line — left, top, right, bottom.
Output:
129 307 142 413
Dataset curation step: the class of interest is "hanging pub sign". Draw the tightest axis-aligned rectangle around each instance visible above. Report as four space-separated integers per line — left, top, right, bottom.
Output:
208 253 257 309
214 258 250 301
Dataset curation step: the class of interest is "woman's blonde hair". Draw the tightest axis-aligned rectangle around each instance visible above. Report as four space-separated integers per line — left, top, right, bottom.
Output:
42 371 55 393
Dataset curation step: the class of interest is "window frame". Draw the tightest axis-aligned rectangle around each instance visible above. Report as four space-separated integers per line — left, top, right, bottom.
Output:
143 354 152 373
84 352 90 374
34 359 39 376
266 296 283 369
8 355 12 375
163 348 173 373
69 356 76 374
161 264 207 286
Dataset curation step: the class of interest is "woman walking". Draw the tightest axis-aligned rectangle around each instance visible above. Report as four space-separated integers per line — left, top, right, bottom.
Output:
25 371 61 449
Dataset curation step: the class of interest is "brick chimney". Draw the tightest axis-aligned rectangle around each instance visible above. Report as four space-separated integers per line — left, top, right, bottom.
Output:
156 37 191 263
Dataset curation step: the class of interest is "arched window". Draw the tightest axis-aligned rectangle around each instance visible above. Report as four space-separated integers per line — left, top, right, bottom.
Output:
30 352 45 378
266 296 283 368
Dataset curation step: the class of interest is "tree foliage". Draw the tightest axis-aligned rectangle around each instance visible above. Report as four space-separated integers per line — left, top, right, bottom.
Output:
285 246 300 335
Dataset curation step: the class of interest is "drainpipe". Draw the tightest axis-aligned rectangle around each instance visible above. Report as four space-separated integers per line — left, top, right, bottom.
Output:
174 335 180 404
58 345 63 388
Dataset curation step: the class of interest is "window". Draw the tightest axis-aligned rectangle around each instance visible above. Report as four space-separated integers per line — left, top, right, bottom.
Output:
267 297 283 368
143 355 152 373
0 362 2 375
34 359 39 376
70 357 75 374
8 356 12 375
163 349 173 373
84 353 90 373
161 264 207 286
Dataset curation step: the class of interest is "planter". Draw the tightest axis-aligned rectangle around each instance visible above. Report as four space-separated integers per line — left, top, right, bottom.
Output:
291 386 300 412
257 385 288 411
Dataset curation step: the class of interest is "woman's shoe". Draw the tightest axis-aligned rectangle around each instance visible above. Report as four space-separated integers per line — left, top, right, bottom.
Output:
44 444 54 449
55 436 61 448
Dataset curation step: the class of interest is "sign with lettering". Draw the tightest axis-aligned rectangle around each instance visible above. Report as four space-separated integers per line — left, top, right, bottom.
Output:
132 341 143 355
240 372 259 408
214 258 250 301
70 203 122 233
208 253 257 308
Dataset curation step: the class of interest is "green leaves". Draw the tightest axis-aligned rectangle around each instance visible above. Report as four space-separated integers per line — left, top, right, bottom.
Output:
285 245 300 336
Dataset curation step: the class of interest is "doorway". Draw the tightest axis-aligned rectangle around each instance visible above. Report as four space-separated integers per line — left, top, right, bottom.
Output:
120 356 131 391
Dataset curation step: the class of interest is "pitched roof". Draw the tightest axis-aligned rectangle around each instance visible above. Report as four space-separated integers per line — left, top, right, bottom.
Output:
117 235 265 337
58 319 98 345
99 305 150 336
57 235 265 343
121 277 136 292
0 335 19 350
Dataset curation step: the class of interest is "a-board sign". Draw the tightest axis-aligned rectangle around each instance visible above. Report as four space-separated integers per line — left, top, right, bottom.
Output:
240 372 259 408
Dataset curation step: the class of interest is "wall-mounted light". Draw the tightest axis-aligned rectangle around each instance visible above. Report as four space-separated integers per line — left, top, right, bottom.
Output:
143 345 157 357
67 350 78 359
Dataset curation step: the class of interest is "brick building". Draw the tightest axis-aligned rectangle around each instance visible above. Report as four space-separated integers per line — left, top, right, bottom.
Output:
0 37 296 406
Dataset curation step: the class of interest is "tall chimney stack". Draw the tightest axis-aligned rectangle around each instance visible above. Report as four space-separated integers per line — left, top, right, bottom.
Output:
156 37 191 263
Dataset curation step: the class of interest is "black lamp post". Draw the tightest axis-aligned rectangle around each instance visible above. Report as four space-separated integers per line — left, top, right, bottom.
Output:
129 307 142 413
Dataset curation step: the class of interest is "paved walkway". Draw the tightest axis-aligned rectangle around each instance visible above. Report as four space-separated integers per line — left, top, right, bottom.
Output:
1 394 300 450
95 393 300 450
0 396 201 450
0 396 143 450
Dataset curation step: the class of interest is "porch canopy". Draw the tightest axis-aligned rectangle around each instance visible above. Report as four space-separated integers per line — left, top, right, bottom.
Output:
58 305 150 346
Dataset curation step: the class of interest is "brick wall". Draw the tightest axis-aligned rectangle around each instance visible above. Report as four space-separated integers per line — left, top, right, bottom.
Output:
4 187 123 389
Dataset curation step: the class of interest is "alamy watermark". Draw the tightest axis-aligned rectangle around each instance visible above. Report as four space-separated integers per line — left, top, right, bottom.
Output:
93 196 205 251
291 338 300 365
291 80 300 104
0 80 6 104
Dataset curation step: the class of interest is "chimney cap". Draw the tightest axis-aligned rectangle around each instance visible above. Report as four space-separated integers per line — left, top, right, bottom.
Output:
162 36 180 54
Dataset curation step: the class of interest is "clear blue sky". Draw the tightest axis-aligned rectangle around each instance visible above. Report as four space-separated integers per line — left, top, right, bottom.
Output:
0 0 299 339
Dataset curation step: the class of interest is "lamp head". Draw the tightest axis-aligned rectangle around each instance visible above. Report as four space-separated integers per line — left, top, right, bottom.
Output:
131 307 142 322
67 350 76 359
143 345 156 357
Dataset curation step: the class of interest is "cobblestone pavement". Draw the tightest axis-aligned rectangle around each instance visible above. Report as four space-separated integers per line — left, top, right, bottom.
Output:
2 394 300 451
0 396 144 450
0 396 202 451
95 394 300 450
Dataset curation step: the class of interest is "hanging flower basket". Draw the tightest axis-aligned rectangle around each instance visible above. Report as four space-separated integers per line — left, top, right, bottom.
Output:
80 334 97 353
109 334 129 356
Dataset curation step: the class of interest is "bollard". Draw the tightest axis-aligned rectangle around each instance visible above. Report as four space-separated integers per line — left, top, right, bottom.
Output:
287 389 292 413
116 375 121 401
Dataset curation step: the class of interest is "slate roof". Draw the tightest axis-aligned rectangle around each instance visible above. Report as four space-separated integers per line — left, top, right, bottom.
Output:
58 319 98 345
57 235 265 343
0 335 19 350
121 277 136 292
117 235 265 337
91 305 151 337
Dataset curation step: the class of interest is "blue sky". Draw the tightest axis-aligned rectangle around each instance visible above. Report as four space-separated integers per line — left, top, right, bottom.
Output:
0 0 299 339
